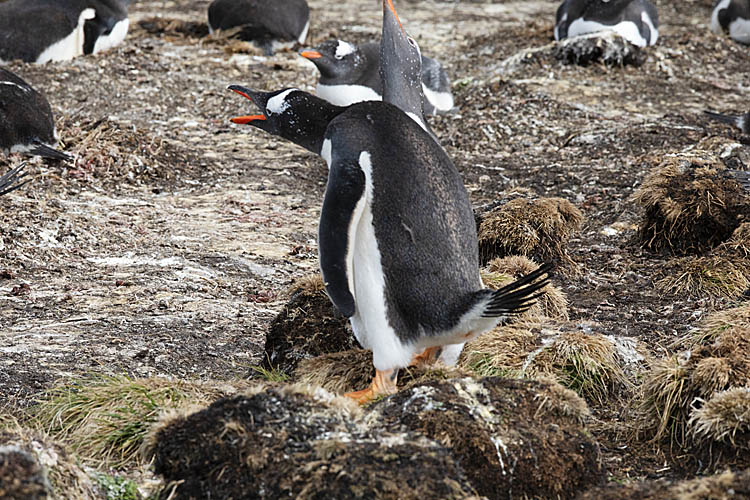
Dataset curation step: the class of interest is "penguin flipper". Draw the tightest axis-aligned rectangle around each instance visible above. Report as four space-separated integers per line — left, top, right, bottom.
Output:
0 163 29 196
318 157 366 318
29 141 71 161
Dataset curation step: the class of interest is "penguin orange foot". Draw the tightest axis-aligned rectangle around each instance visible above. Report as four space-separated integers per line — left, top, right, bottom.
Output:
344 369 398 404
409 346 443 367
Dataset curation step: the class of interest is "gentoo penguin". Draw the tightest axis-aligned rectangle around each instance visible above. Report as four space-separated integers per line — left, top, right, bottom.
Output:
228 5 551 405
554 0 659 47
704 110 750 134
0 68 70 161
207 0 310 55
711 0 750 44
0 164 28 196
83 0 131 55
300 40 454 114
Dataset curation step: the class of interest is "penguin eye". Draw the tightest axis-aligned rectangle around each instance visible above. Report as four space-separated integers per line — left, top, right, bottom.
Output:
335 54 343 60
407 37 417 47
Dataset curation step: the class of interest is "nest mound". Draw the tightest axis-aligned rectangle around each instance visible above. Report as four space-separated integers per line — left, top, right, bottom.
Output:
633 154 750 255
656 255 750 299
372 377 602 500
459 321 634 403
0 427 96 500
578 468 750 500
144 385 479 499
263 274 357 376
483 256 569 320
636 306 750 457
293 348 472 394
476 190 584 270
554 31 646 67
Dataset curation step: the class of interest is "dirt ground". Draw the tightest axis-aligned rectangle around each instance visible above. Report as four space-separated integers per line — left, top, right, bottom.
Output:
1 0 748 488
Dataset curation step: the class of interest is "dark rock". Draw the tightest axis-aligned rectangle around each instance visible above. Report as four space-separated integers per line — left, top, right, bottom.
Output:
0 446 50 500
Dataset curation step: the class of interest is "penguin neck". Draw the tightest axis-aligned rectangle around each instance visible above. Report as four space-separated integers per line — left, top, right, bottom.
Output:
278 99 348 155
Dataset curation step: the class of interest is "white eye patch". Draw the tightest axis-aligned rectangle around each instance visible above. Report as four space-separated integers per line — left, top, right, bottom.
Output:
335 40 356 59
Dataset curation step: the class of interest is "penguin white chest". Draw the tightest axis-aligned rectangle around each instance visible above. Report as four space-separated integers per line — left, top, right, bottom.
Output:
347 151 413 372
36 8 95 63
93 18 130 54
316 84 382 107
566 14 656 47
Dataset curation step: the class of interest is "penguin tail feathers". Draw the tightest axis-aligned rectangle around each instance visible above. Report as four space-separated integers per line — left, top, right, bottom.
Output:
480 262 554 319
704 110 741 129
30 141 72 161
0 163 29 196
730 169 750 192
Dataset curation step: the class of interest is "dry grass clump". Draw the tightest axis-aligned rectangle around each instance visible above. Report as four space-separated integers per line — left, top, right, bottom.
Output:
689 387 750 446
655 255 750 300
483 256 569 320
31 374 252 468
136 17 209 39
633 155 750 255
459 321 631 403
636 308 750 447
715 222 750 257
476 190 584 270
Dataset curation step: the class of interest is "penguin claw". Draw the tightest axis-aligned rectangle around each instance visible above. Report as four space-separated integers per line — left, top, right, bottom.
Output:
344 369 398 405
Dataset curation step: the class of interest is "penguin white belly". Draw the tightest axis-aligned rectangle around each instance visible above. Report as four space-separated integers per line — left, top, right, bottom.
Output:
422 83 454 112
36 8 95 63
316 84 382 107
297 20 310 44
711 0 732 33
729 18 750 43
567 18 649 47
555 12 568 40
93 18 130 54
348 151 413 372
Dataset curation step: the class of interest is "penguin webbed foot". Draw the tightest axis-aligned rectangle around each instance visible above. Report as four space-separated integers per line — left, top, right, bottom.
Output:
409 346 443 367
344 368 398 405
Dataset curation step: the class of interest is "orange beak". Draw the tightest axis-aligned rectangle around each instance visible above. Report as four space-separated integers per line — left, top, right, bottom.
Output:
385 0 404 32
231 115 266 124
300 50 322 59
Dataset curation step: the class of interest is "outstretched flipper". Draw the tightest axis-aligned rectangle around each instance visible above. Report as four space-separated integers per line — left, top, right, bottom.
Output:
318 156 366 318
0 163 29 196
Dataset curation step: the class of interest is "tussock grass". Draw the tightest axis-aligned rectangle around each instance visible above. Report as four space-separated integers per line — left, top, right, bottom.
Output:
31 374 251 468
655 255 749 299
689 387 750 446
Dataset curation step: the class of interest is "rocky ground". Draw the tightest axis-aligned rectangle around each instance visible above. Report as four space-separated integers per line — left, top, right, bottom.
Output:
1 0 749 498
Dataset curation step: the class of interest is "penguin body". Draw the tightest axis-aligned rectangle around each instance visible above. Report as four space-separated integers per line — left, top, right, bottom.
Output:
208 0 309 55
301 39 454 114
711 0 750 44
554 0 659 47
0 0 129 63
0 68 70 160
704 110 750 134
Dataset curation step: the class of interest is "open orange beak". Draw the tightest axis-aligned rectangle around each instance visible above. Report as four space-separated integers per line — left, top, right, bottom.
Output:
228 85 267 124
300 50 322 59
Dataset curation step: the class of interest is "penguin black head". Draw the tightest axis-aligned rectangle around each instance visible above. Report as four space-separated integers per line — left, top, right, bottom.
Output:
228 85 346 154
300 40 366 81
380 0 428 129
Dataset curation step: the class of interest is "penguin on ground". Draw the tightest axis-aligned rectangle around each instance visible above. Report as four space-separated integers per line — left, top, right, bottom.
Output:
554 0 659 47
208 0 310 56
0 68 71 161
704 110 750 134
711 0 750 45
300 39 454 114
0 164 28 196
0 0 130 64
228 0 552 403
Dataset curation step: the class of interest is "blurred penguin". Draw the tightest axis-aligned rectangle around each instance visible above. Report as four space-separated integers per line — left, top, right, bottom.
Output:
711 0 750 44
554 0 659 47
704 110 750 134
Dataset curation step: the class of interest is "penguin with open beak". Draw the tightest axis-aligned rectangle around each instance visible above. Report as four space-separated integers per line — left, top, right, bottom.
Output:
228 0 552 404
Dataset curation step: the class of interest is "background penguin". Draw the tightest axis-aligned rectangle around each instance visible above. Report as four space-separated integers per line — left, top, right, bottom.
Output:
0 164 28 196
300 39 454 114
554 0 659 47
208 0 309 55
0 68 71 161
704 110 750 134
228 2 551 404
83 0 132 55
711 0 750 44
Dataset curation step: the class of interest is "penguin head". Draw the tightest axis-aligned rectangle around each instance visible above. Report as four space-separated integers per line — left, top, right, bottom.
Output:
228 86 346 154
300 40 366 81
380 0 427 127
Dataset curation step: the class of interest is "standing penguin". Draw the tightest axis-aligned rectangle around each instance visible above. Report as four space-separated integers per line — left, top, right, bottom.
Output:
228 0 552 404
0 68 71 160
554 0 659 47
0 164 28 196
704 110 750 134
208 0 309 55
300 39 454 114
711 0 750 44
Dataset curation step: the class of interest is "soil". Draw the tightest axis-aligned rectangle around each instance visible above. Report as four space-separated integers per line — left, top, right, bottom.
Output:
1 0 749 491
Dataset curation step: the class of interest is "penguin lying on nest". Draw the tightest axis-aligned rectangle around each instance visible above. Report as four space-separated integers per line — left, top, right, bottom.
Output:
0 164 28 196
705 110 750 134
300 39 454 114
711 0 750 45
0 68 71 161
229 0 551 403
0 0 131 64
554 0 659 47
